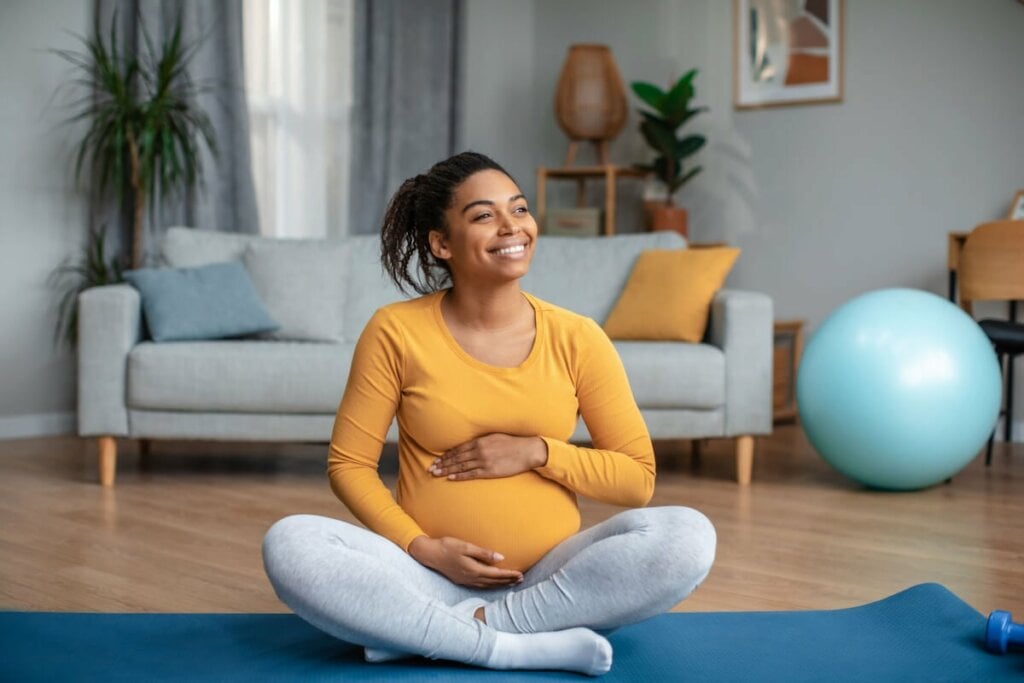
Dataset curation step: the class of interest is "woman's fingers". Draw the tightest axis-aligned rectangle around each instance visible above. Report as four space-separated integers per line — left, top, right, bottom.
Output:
458 544 523 582
429 454 481 477
461 541 503 565
466 561 523 583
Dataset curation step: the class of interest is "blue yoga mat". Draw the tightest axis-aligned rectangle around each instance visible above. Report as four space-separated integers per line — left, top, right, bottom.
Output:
1 583 1020 681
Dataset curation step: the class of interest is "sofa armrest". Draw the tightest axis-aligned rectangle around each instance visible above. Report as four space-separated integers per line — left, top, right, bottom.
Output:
78 284 143 437
708 289 774 437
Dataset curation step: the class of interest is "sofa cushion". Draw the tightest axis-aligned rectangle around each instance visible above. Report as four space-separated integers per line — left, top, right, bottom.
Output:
163 226 350 342
123 262 280 342
242 241 349 342
615 341 725 409
342 235 417 340
162 226 258 267
128 341 354 413
604 247 740 342
520 231 687 323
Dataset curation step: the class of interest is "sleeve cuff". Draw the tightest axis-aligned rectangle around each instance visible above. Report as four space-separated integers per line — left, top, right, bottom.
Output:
536 435 571 480
398 527 429 554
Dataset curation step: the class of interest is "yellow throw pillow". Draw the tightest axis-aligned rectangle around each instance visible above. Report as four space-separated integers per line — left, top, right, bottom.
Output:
603 247 740 342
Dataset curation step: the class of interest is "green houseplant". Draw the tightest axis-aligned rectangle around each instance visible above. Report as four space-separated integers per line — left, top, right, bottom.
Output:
631 68 707 237
50 13 216 348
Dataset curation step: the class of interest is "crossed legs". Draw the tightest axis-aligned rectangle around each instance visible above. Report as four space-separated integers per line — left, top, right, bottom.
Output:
262 506 715 673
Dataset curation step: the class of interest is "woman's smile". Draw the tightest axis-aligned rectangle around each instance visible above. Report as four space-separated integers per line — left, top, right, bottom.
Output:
488 242 529 260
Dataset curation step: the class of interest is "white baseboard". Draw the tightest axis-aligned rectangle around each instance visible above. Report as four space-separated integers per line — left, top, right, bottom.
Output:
0 412 76 440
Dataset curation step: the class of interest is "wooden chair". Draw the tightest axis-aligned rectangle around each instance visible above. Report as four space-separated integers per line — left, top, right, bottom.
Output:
958 220 1024 464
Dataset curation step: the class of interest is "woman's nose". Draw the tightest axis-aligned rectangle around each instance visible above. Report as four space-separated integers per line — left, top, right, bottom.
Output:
498 212 521 234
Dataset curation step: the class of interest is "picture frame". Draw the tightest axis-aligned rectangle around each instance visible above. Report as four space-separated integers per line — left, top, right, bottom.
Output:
1008 189 1024 221
734 0 844 109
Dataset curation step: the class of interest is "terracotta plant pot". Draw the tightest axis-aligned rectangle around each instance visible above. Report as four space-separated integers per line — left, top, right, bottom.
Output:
650 205 689 239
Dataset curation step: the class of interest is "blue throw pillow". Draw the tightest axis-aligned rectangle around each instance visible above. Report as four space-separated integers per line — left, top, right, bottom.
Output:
123 261 280 342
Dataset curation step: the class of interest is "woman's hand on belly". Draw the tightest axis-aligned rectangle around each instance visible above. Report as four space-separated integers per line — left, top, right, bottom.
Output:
408 534 525 588
429 433 548 481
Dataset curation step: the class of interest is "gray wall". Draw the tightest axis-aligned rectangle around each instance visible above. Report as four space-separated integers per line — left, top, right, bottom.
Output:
0 0 89 438
2 0 1023 438
463 0 1024 437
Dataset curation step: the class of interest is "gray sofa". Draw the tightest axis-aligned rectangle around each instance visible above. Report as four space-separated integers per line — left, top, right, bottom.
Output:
78 227 773 486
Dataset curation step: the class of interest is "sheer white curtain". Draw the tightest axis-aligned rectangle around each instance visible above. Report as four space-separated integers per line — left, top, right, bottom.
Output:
243 0 354 238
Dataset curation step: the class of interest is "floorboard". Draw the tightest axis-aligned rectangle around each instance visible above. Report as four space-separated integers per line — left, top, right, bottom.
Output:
1 425 1021 616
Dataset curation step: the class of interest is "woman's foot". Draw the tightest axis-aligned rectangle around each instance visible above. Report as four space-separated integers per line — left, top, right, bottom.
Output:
487 627 613 677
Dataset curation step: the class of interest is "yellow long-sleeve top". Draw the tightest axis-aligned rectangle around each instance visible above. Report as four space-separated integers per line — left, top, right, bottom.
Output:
327 289 656 572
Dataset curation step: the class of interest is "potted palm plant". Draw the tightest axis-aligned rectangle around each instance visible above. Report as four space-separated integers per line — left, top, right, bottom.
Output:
50 13 216 348
631 69 706 238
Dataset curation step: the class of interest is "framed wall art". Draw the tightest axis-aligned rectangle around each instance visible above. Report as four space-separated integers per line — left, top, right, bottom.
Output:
734 0 844 109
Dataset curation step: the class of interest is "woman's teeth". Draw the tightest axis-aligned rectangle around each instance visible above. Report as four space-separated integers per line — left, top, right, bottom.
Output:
493 245 525 256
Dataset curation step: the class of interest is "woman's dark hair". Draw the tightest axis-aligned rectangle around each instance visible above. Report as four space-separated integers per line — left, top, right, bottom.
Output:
380 151 515 296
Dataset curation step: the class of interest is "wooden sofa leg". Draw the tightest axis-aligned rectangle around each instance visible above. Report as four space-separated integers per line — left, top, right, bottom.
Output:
98 436 117 487
735 436 754 485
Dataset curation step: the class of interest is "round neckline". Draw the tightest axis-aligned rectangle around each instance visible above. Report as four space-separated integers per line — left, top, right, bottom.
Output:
432 289 542 373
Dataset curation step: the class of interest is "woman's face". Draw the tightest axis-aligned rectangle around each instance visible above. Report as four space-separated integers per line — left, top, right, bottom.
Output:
429 169 538 287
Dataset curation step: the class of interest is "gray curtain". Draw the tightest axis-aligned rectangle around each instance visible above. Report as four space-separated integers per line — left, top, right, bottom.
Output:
348 0 462 235
94 0 259 265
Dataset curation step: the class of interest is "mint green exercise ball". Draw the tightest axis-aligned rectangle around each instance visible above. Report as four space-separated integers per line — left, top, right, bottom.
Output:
797 288 1001 490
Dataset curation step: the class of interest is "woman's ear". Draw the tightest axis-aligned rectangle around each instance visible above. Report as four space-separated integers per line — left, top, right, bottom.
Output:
428 229 451 261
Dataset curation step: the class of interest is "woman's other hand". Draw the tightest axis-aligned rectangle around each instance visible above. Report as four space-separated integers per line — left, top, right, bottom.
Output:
429 434 548 481
408 535 524 587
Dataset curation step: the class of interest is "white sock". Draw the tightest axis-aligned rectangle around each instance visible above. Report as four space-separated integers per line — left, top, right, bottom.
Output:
363 596 488 663
486 627 613 677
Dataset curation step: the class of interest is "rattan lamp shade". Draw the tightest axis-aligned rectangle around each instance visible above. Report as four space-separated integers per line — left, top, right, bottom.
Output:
554 45 627 144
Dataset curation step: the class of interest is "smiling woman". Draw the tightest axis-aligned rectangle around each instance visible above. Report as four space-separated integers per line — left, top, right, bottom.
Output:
260 151 717 676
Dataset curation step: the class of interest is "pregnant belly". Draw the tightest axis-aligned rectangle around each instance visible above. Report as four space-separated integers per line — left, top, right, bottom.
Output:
398 471 581 572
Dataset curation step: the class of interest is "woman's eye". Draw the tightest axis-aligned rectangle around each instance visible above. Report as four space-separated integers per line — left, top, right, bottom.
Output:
514 206 529 214
474 212 492 221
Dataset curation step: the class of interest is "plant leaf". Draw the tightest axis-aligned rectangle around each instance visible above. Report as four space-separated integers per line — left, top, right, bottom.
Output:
662 70 697 124
631 81 666 113
676 134 706 159
670 165 702 194
640 118 677 160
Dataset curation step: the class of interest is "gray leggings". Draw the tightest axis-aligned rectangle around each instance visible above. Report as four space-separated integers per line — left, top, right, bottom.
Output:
262 506 715 667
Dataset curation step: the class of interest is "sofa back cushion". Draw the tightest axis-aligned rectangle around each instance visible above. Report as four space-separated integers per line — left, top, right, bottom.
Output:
521 231 686 323
123 261 280 342
162 227 256 267
162 227 348 342
342 235 416 340
242 241 349 342
162 227 689 342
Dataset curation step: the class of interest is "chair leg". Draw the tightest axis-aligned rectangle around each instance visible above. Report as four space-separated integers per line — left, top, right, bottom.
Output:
986 428 996 467
98 436 117 487
735 436 754 485
1006 355 1015 443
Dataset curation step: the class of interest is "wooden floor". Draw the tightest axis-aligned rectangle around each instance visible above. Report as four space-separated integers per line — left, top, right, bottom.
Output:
1 425 1022 616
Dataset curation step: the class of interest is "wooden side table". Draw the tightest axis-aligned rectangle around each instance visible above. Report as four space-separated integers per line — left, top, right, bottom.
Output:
773 320 805 423
536 165 648 236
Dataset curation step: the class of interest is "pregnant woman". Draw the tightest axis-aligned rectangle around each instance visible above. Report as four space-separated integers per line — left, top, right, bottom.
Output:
262 151 716 676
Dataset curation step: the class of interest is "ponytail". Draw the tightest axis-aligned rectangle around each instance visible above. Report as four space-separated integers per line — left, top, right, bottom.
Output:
380 151 514 296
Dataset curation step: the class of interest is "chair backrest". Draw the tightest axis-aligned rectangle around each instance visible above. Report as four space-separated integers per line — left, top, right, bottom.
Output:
959 220 1024 315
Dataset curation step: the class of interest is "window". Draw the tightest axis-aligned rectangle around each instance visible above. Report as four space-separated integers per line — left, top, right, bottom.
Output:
243 0 354 238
